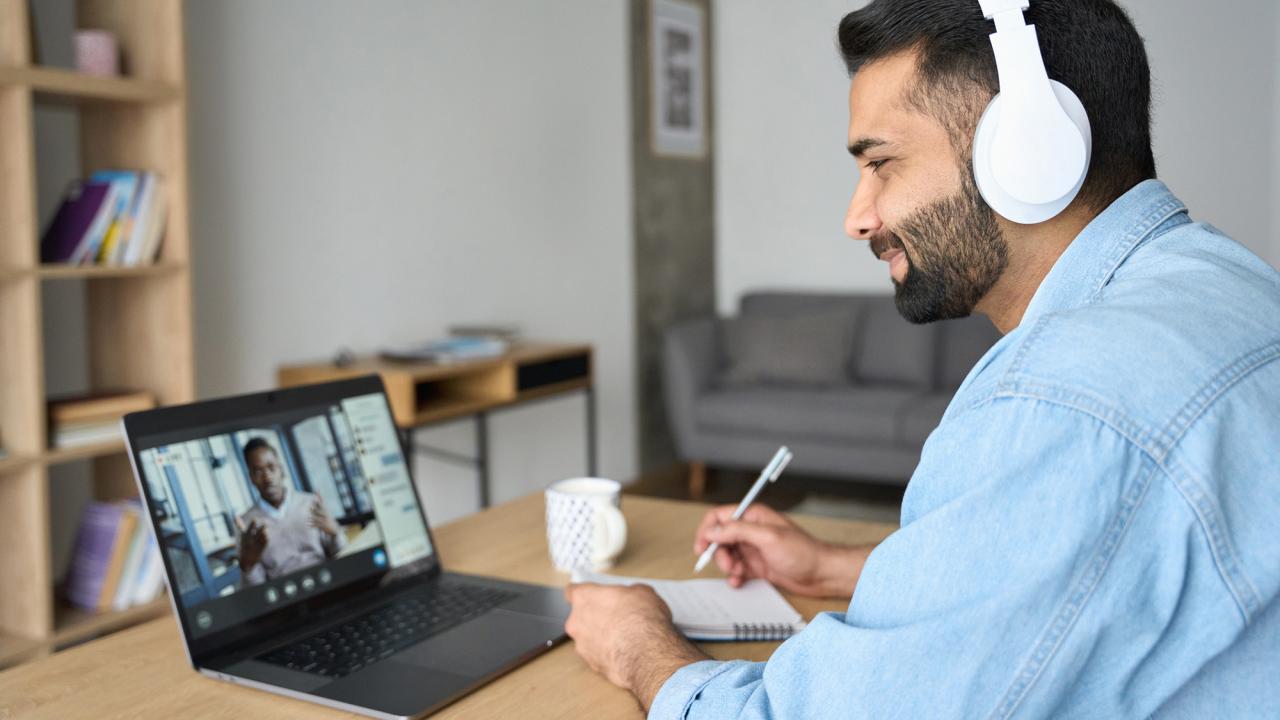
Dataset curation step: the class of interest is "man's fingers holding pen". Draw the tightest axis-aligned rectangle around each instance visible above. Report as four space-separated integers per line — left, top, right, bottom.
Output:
693 505 794 553
707 519 780 550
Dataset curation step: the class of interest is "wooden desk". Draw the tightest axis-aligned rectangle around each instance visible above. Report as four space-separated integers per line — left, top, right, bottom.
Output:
0 494 896 719
278 342 595 507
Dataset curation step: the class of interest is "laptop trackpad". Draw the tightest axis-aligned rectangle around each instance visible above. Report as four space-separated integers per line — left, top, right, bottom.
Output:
397 609 564 678
316 659 472 717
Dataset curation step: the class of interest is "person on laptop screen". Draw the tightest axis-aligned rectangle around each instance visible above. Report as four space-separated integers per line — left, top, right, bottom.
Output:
236 437 345 585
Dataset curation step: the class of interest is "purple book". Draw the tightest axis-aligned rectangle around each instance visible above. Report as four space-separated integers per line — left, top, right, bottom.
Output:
39 180 112 263
64 502 126 611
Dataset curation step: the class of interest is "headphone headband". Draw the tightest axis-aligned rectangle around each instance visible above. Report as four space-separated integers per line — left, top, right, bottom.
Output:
971 0 1091 224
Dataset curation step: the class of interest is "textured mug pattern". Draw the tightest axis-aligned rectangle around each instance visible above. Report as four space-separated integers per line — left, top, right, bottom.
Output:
545 482 624 572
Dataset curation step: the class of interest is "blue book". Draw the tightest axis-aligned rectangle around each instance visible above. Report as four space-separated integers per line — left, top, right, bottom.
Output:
88 170 140 265
68 182 121 265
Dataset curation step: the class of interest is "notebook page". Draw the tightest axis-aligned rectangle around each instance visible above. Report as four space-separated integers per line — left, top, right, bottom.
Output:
572 571 803 630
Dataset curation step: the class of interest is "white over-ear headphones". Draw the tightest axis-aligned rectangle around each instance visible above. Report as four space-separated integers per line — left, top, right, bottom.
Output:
972 0 1091 224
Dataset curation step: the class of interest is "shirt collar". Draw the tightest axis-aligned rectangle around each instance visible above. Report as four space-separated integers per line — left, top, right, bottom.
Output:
1020 179 1188 327
257 484 291 519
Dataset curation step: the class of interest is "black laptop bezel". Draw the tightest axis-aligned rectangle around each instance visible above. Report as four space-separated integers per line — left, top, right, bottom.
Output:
122 375 445 666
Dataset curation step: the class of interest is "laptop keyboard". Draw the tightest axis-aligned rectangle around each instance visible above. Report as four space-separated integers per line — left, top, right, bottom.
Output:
260 581 519 678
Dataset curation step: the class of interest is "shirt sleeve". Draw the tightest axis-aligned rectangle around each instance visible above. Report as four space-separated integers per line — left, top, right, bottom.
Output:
323 514 347 557
649 661 764 719
327 527 348 556
236 512 268 587
241 562 267 587
649 394 1167 719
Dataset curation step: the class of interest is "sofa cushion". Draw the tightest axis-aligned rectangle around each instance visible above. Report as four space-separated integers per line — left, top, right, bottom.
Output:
739 292 864 318
695 386 916 445
852 298 936 388
895 393 953 447
937 315 1002 389
721 306 857 387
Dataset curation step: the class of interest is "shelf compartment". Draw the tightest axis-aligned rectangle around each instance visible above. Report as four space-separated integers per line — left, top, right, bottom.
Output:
52 596 168 649
43 438 126 466
0 66 179 104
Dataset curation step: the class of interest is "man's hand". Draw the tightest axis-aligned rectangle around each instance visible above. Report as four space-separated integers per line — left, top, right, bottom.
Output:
308 497 341 538
235 517 269 571
694 504 874 598
564 583 709 711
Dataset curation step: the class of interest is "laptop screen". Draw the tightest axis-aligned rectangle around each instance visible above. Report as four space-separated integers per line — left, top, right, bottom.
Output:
132 390 434 641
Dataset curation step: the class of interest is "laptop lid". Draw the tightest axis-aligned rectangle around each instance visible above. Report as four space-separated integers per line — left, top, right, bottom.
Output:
122 376 441 666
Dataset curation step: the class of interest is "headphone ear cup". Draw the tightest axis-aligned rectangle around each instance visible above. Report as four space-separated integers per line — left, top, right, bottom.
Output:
972 80 1092 224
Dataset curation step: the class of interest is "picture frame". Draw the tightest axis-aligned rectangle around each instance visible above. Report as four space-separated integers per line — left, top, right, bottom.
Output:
649 0 707 159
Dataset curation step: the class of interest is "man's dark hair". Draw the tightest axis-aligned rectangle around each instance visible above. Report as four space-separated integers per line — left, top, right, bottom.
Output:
838 0 1155 212
242 436 276 465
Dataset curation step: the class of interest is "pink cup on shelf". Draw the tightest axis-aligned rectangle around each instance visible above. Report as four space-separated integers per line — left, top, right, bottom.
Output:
74 30 120 77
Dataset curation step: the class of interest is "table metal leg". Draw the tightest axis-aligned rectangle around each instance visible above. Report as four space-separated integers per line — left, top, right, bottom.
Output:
476 411 491 508
586 385 597 476
401 385 591 509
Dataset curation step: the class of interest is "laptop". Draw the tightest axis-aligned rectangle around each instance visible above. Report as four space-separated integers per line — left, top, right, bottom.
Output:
122 375 570 719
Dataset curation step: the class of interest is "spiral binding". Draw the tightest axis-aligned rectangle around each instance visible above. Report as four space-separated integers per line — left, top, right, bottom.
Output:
732 623 797 642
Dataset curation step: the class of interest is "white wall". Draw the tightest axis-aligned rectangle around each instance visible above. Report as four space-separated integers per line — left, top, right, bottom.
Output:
1275 4 1280 269
186 1 634 524
714 0 871 311
1131 0 1278 263
714 0 1280 314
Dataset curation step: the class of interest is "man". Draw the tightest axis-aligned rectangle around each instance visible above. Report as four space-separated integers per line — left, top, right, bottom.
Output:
236 437 346 586
565 0 1280 717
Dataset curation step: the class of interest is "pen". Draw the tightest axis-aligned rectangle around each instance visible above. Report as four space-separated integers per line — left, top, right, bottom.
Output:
694 446 793 573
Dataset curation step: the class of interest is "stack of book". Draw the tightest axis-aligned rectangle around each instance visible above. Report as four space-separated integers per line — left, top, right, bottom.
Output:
64 500 165 613
39 170 169 267
448 323 522 342
381 336 510 364
47 390 156 450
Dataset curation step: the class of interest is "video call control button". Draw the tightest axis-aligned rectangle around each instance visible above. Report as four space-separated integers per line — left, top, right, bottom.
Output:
264 587 280 604
318 569 332 585
301 575 316 593
195 611 213 630
284 581 298 597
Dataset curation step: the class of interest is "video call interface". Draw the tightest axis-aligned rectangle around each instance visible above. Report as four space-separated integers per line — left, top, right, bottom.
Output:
137 393 433 637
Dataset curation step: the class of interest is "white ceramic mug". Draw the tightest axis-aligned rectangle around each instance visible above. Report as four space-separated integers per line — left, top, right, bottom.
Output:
544 477 627 572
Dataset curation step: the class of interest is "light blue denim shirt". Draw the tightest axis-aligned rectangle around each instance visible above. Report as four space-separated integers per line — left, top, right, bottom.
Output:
650 180 1280 719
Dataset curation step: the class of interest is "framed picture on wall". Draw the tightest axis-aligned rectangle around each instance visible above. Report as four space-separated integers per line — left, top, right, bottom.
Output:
650 0 706 158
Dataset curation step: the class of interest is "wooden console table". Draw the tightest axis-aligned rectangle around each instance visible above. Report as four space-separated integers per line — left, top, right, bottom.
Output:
278 342 595 507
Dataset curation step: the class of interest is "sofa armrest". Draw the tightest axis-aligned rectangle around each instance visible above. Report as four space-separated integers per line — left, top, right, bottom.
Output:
663 317 722 459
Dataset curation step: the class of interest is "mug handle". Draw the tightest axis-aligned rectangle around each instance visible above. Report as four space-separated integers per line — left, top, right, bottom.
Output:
590 502 628 566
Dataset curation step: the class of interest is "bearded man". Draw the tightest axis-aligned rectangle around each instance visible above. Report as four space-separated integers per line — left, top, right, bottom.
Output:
563 0 1280 717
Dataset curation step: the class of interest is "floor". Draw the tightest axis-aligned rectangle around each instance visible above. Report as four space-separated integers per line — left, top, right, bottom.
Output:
625 464 904 526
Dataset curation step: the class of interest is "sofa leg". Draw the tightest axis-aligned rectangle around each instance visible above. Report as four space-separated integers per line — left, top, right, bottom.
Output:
688 461 707 501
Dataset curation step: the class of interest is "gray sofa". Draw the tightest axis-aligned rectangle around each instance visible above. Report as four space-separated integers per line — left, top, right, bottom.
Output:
663 291 1001 493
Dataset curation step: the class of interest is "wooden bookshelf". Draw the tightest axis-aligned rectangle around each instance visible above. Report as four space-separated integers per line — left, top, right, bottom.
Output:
0 65 179 104
37 261 185 279
0 0 194 670
51 595 168 648
0 452 33 475
41 438 127 466
0 630 43 667
0 261 185 281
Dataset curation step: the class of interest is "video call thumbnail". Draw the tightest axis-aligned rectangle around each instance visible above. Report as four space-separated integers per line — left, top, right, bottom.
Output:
137 405 386 609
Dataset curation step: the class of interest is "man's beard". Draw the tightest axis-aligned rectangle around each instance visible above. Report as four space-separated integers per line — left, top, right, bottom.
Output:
869 173 1007 324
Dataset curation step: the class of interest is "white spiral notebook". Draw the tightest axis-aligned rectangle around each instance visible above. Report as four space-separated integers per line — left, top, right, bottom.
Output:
572 571 807 641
